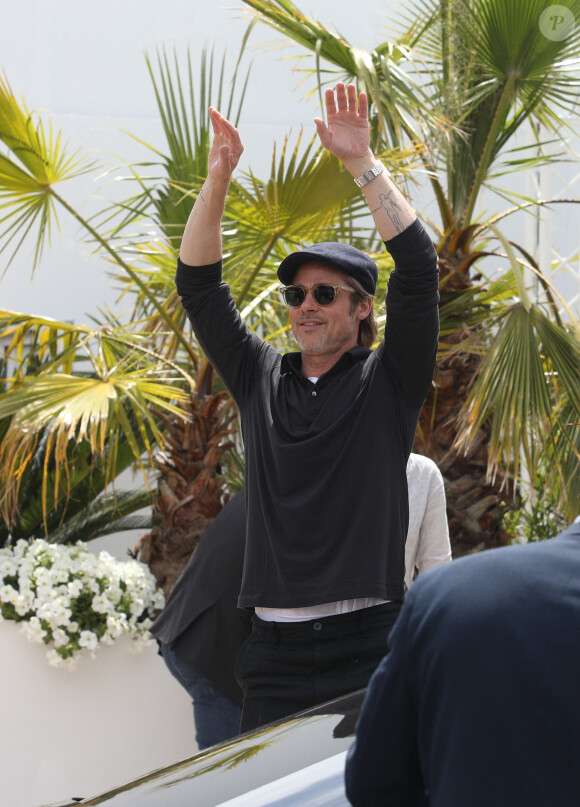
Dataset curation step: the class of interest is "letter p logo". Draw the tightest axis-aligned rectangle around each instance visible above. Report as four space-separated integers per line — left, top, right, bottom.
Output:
539 5 575 40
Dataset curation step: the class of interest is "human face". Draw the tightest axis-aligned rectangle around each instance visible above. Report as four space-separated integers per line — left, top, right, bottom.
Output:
288 262 371 372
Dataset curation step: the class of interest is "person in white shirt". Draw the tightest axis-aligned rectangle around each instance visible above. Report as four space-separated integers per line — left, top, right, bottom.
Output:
405 453 452 589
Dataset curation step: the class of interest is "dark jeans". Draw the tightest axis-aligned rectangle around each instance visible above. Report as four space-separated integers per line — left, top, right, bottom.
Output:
235 601 401 733
160 642 241 750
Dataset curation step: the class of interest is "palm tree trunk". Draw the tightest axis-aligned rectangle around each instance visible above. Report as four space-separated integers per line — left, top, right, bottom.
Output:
135 391 237 597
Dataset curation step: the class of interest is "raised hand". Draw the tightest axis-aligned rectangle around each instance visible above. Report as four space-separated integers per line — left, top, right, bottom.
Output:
208 107 244 182
313 83 372 165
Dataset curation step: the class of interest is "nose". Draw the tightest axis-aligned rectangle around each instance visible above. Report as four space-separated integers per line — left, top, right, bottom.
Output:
300 290 319 310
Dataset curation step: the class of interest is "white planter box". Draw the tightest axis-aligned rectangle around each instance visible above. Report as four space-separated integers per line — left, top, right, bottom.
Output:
1 621 197 807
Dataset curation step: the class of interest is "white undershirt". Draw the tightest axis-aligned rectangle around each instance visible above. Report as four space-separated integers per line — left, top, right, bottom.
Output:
256 598 389 622
255 376 388 623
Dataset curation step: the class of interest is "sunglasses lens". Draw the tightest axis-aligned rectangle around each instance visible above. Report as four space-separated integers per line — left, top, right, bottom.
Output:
284 287 306 306
313 285 337 306
282 284 339 306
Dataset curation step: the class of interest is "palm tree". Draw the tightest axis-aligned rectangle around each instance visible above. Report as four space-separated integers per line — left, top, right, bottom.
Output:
239 0 580 550
0 71 195 562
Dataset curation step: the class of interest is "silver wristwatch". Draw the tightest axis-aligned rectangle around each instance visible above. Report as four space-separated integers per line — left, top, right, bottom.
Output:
353 162 384 188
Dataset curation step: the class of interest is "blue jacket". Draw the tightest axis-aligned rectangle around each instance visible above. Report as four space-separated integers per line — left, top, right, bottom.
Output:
345 521 580 807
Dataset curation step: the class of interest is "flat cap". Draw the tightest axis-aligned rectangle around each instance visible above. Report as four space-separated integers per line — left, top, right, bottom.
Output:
277 242 378 296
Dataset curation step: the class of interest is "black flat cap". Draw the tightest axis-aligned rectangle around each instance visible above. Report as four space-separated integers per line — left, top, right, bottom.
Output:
277 242 378 296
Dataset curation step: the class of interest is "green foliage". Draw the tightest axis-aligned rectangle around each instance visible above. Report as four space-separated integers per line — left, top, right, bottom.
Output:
502 471 569 543
0 418 155 546
0 310 191 541
0 75 95 271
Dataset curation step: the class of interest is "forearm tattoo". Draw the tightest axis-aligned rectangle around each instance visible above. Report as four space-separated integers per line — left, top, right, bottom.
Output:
373 190 406 233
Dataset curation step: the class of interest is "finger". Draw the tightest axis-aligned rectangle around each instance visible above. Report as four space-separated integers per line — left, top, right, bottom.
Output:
324 87 337 117
216 114 242 147
209 107 222 136
313 117 330 147
335 82 348 112
358 91 368 121
347 83 358 113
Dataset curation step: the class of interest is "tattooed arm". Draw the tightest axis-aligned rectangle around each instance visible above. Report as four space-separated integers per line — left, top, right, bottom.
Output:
180 107 244 266
314 83 416 241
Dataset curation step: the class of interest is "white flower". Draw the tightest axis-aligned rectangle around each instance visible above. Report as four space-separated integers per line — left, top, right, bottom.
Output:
128 633 151 652
21 617 47 644
129 598 145 617
14 593 34 617
0 585 18 604
46 648 65 668
36 583 55 601
37 597 72 628
0 558 18 577
52 628 70 648
67 579 83 598
47 648 79 671
78 631 98 650
106 614 128 638
1 538 163 669
92 593 113 614
13 539 30 559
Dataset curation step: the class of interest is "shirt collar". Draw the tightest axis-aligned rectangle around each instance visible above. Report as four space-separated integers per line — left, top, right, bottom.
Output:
281 346 372 381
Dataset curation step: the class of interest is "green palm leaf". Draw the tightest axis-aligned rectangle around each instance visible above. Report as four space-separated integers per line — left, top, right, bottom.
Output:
0 75 95 270
0 310 194 527
456 303 580 509
241 0 442 150
44 489 155 545
0 414 155 545
404 0 580 225
104 44 252 252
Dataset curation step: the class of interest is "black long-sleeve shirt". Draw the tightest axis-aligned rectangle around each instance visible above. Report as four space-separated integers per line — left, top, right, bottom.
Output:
176 219 439 608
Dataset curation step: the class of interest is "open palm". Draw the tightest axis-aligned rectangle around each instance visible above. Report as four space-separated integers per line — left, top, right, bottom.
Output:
314 83 371 162
207 107 244 182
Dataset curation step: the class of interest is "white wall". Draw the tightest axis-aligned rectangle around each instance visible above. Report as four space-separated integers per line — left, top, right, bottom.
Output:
1 622 195 807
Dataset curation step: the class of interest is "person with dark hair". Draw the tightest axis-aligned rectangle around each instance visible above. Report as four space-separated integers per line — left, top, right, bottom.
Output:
176 82 439 733
345 517 580 807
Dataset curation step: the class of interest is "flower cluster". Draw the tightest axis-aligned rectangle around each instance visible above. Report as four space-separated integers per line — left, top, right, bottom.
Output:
0 539 165 669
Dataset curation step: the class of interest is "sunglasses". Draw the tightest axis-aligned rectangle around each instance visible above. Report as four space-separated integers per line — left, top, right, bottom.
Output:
279 283 355 307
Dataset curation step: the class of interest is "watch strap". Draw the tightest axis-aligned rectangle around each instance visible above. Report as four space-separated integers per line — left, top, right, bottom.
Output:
354 162 385 188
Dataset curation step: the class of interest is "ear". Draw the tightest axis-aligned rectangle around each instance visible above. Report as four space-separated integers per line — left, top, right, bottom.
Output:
355 295 374 320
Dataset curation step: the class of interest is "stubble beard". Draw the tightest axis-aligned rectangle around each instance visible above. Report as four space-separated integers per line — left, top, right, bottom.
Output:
294 329 331 354
292 313 358 356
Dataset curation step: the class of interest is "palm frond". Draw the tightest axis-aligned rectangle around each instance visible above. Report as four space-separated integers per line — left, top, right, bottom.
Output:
0 75 95 270
101 44 252 251
0 311 196 529
45 488 155 545
241 0 445 152
456 303 580 499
